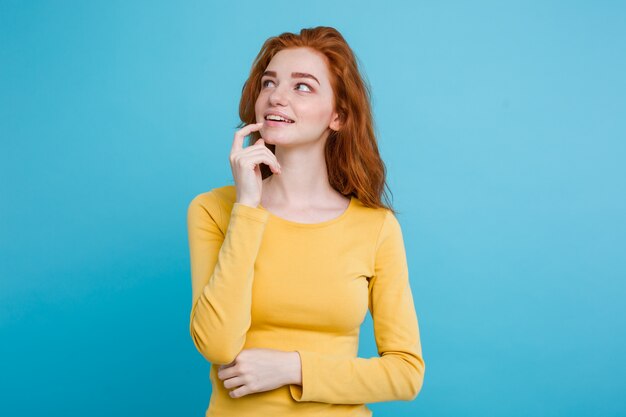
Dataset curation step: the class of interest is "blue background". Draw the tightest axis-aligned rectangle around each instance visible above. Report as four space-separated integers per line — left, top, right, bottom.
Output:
1 1 625 416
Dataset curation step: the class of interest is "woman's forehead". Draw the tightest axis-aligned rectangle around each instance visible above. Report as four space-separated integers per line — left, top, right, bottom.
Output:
265 48 330 80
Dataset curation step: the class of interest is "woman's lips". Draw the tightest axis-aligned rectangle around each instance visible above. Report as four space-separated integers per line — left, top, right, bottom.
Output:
264 119 294 127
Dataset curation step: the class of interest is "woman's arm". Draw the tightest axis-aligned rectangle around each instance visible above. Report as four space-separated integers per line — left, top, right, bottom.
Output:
187 191 269 365
288 210 426 404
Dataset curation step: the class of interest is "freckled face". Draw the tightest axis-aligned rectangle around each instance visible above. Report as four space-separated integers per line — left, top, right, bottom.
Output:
255 47 341 146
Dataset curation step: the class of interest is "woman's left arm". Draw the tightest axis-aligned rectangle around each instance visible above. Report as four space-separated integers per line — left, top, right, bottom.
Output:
288 210 426 404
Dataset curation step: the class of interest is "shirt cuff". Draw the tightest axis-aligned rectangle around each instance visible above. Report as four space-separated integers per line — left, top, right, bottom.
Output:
289 349 317 402
232 202 270 223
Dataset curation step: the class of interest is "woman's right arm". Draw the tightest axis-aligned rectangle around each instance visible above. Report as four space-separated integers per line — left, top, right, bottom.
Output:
187 191 269 365
188 122 280 365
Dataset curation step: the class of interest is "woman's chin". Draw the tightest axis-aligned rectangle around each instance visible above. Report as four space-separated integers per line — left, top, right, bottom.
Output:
260 131 311 147
261 134 287 145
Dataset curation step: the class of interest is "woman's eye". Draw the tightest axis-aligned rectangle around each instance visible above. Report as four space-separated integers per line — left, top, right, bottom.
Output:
296 83 312 92
261 79 311 92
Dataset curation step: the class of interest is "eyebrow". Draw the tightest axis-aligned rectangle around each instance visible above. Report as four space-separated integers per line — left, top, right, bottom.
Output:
262 70 320 86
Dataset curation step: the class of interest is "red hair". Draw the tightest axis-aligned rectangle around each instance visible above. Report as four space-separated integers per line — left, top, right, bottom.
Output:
238 26 396 214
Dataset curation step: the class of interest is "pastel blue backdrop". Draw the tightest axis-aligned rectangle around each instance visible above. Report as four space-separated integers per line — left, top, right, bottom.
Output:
1 1 624 416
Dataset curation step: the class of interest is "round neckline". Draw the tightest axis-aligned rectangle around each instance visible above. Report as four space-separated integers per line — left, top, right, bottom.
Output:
259 196 355 228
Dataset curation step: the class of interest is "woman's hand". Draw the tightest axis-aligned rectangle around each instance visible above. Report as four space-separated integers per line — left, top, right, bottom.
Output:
229 122 281 207
217 348 302 398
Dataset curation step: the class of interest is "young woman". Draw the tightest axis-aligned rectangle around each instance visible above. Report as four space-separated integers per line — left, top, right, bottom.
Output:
187 26 425 416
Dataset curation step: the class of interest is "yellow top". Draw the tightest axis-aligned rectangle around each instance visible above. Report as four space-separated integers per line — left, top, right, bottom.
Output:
187 185 425 416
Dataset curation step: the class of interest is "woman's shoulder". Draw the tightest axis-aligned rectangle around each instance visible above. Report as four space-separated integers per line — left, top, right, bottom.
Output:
187 184 237 224
349 196 401 236
351 194 396 217
189 184 236 205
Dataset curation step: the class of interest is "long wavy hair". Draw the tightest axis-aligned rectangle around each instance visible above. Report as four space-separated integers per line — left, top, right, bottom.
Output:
238 26 396 214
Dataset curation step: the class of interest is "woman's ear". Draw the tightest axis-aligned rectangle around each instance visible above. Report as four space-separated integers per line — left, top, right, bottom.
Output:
329 111 343 131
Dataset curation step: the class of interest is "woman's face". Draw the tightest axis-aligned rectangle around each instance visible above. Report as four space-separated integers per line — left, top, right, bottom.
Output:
255 47 341 146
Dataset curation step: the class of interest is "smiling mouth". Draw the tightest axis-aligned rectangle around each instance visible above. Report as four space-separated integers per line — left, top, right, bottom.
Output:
264 115 295 123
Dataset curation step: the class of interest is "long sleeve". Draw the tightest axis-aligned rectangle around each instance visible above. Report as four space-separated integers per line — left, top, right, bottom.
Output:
289 210 426 404
187 192 269 365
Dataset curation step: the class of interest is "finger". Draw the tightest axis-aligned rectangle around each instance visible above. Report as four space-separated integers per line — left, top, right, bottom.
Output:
220 360 236 370
229 385 249 398
231 122 264 153
218 368 237 382
231 122 263 153
237 151 281 174
239 147 281 170
223 375 245 390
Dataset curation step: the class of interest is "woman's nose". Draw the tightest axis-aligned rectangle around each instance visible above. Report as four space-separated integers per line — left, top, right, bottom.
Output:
269 85 288 106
